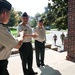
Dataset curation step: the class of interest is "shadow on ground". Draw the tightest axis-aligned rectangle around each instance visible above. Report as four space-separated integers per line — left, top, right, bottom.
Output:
55 45 61 48
39 65 62 75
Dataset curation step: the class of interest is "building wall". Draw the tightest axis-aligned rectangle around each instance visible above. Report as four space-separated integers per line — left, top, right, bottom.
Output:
66 0 75 61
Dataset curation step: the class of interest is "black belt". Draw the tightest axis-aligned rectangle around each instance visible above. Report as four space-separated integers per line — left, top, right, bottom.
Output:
23 41 31 43
0 60 7 63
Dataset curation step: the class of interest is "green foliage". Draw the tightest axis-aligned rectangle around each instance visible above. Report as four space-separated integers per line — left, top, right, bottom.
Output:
51 0 68 30
6 0 68 30
7 8 22 27
54 16 67 30
43 0 68 30
29 18 37 27
10 28 17 37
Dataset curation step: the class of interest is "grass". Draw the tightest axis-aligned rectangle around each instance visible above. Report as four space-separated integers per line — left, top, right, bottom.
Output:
10 28 50 37
10 28 17 37
46 31 50 34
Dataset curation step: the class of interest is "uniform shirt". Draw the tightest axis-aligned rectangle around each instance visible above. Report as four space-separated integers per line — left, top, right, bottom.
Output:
0 24 18 60
17 23 32 42
34 26 46 42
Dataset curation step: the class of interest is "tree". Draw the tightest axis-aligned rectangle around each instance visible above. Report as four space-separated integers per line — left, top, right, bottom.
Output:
7 8 22 27
44 0 68 30
29 18 37 27
51 0 68 30
42 3 55 28
35 13 41 21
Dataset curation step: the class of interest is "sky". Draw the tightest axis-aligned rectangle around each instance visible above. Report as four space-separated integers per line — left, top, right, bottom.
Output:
7 0 49 17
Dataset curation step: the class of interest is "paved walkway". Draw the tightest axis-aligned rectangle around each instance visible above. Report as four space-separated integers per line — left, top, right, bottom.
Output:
8 48 75 75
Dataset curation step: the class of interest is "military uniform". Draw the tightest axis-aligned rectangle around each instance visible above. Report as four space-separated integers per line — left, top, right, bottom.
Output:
0 0 18 75
17 23 34 75
0 24 17 75
34 26 46 67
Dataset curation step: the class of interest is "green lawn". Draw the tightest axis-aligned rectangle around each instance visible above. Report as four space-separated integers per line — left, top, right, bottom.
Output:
46 31 50 34
10 28 50 37
10 28 17 37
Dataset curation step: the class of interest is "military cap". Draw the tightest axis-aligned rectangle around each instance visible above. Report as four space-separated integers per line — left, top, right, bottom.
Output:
38 18 43 22
22 12 28 17
0 0 12 10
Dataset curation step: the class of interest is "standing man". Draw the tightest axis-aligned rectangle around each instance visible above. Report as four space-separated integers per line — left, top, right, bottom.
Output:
17 12 38 75
53 34 57 46
34 19 46 67
60 32 65 45
0 0 24 75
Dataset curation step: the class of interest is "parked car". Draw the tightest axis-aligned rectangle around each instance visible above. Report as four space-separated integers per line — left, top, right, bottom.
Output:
45 26 50 30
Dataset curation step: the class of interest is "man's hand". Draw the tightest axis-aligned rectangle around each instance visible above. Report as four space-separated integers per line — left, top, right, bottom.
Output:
31 34 38 38
32 32 38 38
15 31 24 49
15 40 23 49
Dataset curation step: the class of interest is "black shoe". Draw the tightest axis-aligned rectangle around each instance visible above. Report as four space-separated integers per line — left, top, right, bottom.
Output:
41 64 45 66
29 72 38 75
37 64 40 67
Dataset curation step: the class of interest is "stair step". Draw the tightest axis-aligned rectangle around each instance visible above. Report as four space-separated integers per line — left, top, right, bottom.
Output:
51 46 58 51
45 44 51 49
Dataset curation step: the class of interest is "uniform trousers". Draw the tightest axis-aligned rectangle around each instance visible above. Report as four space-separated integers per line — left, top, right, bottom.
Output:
0 60 9 75
19 42 34 75
35 40 45 66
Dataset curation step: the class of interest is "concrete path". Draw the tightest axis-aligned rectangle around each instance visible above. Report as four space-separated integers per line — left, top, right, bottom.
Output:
8 48 75 75
46 30 67 52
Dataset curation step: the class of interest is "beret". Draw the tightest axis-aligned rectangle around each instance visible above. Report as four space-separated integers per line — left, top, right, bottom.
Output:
22 12 28 17
0 0 12 10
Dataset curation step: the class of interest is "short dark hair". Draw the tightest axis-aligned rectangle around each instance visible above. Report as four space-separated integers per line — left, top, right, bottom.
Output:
22 12 28 17
0 0 12 11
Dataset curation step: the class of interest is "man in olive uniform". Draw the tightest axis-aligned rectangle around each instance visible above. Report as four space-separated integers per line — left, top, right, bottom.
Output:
34 19 46 67
60 33 65 45
17 12 38 75
0 0 25 75
53 34 57 46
